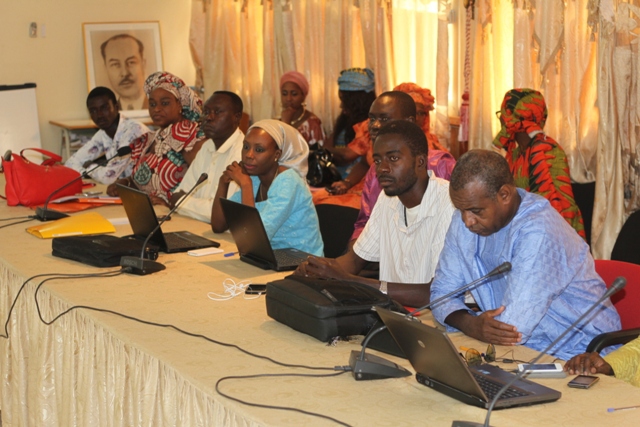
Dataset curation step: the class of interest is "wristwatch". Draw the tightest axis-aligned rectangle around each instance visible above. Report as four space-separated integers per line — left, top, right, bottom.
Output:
379 280 388 295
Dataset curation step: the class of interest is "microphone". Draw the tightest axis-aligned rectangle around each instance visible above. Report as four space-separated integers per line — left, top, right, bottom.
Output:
453 276 627 427
35 146 132 221
120 173 208 275
409 262 512 317
350 262 512 381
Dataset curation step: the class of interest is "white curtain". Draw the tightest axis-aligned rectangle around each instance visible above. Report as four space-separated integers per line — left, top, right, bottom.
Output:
468 0 514 150
392 0 452 146
190 0 454 137
590 0 640 259
467 0 597 184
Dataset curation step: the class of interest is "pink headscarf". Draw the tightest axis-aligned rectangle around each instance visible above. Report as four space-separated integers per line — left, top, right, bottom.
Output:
280 71 309 97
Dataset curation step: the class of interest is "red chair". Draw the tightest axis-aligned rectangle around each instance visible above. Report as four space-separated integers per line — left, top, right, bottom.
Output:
594 259 640 329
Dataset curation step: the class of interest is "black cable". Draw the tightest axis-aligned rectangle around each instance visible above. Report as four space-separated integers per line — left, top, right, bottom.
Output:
0 215 34 221
32 274 336 371
0 218 35 229
216 372 352 427
1 270 122 339
0 272 362 425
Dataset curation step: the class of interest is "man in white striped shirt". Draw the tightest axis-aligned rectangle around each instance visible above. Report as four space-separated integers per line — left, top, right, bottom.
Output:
296 119 455 307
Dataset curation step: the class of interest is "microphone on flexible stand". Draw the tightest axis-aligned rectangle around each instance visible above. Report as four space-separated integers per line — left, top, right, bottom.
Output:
408 262 512 317
35 146 132 221
350 262 512 381
120 172 209 275
452 276 627 427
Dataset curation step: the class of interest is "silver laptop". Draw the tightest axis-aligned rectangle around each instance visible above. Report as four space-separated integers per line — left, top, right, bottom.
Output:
375 307 561 409
219 198 311 271
117 184 219 253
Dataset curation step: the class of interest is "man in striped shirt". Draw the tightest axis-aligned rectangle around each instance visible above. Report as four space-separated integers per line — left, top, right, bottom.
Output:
295 120 455 307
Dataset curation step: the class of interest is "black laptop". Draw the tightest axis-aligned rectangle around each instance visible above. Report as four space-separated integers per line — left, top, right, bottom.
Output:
117 184 219 253
375 307 561 409
219 198 311 271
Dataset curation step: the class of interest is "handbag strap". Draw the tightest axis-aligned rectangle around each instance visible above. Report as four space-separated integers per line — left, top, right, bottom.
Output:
19 148 62 164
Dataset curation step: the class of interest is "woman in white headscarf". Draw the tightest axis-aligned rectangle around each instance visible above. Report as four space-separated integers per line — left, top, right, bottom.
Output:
211 119 323 256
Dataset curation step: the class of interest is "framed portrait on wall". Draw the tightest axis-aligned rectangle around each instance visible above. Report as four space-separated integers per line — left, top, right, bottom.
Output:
83 22 163 117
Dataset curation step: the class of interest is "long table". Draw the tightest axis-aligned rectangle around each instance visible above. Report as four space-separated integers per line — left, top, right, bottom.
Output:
0 199 639 426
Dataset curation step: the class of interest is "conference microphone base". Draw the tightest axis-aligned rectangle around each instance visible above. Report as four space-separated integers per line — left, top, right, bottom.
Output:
348 350 411 381
452 421 492 427
34 207 69 221
120 256 166 275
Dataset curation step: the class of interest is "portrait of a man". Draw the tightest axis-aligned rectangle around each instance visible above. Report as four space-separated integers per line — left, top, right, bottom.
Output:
83 22 163 115
100 34 148 111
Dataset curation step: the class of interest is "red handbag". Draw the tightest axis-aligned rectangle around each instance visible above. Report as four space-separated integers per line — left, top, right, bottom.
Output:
1 148 83 207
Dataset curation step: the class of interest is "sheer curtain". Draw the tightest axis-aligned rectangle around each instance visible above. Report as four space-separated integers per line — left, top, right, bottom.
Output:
190 0 455 137
391 0 451 145
590 0 640 259
468 0 514 150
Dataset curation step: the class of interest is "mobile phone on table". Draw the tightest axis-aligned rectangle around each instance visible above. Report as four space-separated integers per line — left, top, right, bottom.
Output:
567 375 600 389
245 284 267 295
517 363 566 378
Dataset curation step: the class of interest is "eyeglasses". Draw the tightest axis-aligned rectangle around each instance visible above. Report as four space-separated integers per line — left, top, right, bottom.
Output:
460 344 496 366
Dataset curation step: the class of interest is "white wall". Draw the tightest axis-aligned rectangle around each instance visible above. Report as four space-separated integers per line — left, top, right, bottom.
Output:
0 0 195 156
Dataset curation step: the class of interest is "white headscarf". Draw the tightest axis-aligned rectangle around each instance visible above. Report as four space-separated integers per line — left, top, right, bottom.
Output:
248 119 309 178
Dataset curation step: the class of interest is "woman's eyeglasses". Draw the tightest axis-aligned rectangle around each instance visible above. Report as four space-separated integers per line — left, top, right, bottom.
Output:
460 344 496 366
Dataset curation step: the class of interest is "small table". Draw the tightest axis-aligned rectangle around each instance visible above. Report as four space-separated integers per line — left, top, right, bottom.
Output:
49 119 99 160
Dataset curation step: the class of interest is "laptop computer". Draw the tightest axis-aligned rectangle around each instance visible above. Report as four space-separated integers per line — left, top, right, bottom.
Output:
117 184 219 253
219 198 312 271
375 307 561 409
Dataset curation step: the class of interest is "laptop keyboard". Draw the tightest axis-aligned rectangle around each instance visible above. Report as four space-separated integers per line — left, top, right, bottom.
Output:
164 233 196 249
274 250 306 267
472 372 529 400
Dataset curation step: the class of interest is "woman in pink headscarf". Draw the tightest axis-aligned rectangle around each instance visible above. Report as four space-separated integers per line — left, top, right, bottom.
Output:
278 71 325 150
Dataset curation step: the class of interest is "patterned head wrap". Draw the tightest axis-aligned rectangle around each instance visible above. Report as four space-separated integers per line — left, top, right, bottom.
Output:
248 119 309 178
280 71 309 97
393 82 435 111
144 71 203 123
493 88 547 149
337 68 375 92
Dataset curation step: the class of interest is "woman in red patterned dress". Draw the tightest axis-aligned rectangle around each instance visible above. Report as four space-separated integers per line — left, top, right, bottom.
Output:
107 71 206 206
493 88 586 240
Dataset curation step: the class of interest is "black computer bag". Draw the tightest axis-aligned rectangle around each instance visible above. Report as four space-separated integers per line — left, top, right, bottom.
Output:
265 275 404 342
52 234 158 267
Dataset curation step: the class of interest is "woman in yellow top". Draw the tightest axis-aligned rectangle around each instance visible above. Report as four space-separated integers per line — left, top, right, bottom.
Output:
565 337 640 387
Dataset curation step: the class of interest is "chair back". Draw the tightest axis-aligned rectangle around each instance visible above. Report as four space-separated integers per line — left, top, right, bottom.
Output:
315 204 359 258
611 210 640 265
594 259 640 329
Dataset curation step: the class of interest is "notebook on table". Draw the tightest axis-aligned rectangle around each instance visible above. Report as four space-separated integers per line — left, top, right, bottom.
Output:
117 184 219 253
219 198 312 271
375 307 561 409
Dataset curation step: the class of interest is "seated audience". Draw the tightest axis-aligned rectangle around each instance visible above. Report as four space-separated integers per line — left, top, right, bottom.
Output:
169 91 244 222
107 71 206 205
324 68 376 177
350 83 456 242
430 150 620 360
295 121 455 307
211 119 323 256
314 91 419 209
493 88 586 239
278 71 325 150
65 87 148 184
565 336 640 387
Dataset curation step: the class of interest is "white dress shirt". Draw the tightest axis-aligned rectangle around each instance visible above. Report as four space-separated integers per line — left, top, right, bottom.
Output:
175 128 244 222
354 172 455 284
